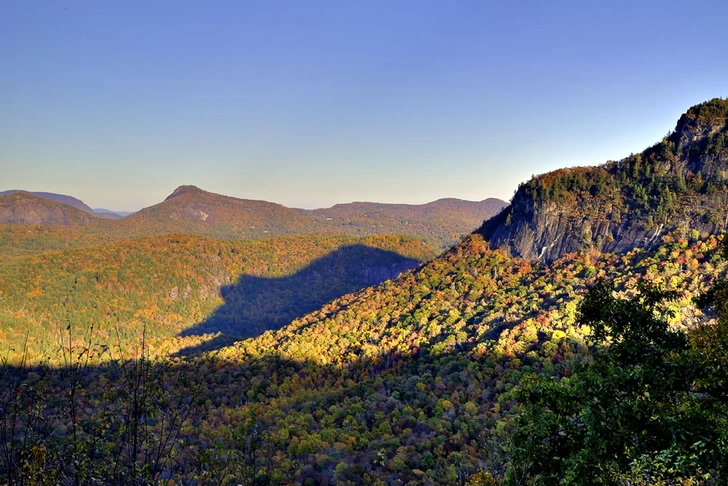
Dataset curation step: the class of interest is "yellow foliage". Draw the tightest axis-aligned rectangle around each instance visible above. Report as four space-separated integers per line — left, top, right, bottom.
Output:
26 287 42 298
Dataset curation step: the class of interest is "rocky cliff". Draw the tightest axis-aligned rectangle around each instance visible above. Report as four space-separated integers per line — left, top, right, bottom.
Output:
479 98 728 261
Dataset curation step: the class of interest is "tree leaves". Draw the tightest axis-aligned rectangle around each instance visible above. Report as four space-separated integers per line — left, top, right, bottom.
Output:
510 277 727 484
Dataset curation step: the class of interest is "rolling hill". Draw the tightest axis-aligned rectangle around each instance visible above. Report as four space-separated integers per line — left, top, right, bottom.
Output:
0 192 100 226
0 190 125 219
113 185 318 240
300 197 507 248
0 190 97 213
0 185 506 249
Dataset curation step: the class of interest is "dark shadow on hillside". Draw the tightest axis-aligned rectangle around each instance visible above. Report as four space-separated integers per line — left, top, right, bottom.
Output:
175 244 420 357
0 318 508 485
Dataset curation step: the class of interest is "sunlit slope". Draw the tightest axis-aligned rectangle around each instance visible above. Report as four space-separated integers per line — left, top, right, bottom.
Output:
481 98 728 261
0 192 104 226
188 230 723 483
0 233 434 364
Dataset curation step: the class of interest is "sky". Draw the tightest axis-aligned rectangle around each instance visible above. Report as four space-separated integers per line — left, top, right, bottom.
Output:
1 1 727 212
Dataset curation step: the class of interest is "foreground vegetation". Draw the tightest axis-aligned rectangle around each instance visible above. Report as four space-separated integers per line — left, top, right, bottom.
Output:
511 277 728 484
2 229 727 484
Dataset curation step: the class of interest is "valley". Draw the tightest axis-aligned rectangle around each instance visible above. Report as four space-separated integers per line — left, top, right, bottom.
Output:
2 99 728 484
0 233 434 364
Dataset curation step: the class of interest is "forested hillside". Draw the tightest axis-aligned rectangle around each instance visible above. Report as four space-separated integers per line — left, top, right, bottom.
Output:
0 224 114 257
0 233 433 364
0 186 506 250
3 229 725 484
481 98 728 261
2 99 728 484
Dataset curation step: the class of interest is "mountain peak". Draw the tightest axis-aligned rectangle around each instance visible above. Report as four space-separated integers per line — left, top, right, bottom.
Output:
679 97 728 126
165 185 208 201
479 98 728 262
673 97 728 147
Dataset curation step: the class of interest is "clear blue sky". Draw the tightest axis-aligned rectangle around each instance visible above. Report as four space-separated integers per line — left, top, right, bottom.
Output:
1 1 727 211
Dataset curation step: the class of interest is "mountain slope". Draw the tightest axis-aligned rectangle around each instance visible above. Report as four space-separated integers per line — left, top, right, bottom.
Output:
0 192 98 226
479 98 728 261
300 197 507 248
186 229 722 484
173 99 728 483
0 233 433 363
114 185 317 239
0 190 96 213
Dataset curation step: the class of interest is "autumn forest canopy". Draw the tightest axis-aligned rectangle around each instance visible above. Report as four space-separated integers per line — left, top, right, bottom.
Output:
2 98 728 484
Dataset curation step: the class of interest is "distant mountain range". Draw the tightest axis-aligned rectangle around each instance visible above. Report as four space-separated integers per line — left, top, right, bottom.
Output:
298 198 506 248
0 190 126 219
0 185 507 248
93 208 134 218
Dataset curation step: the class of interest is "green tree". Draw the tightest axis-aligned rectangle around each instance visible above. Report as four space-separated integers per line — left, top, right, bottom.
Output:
508 278 726 484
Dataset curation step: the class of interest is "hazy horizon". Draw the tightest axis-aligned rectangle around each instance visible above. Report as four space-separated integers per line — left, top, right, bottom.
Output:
1 184 510 214
2 1 727 211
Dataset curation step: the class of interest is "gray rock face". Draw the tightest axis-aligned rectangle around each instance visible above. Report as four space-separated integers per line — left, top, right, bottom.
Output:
479 99 728 262
483 197 725 262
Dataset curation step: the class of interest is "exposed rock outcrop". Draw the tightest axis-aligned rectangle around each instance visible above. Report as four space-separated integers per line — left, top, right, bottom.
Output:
479 98 728 262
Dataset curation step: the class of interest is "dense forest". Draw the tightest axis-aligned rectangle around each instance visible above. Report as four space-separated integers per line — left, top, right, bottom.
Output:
3 229 727 484
0 233 434 364
2 99 728 484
